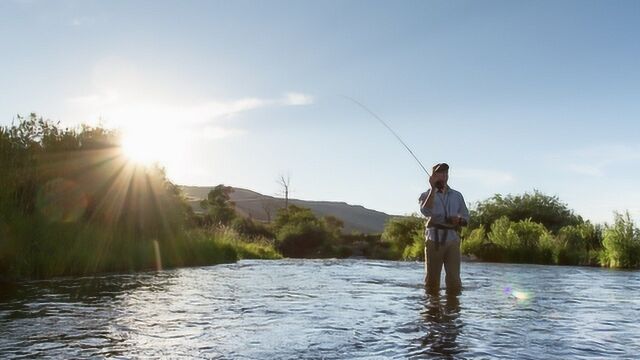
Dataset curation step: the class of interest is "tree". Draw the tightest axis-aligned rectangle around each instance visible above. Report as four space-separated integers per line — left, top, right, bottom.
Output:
200 185 236 226
260 198 276 222
272 205 335 258
469 190 583 233
277 174 291 211
322 215 344 238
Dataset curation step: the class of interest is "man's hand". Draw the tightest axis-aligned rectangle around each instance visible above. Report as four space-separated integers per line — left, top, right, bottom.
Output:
449 215 468 226
428 175 437 189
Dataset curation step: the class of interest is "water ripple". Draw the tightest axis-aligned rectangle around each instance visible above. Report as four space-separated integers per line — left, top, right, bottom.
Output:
1 260 640 358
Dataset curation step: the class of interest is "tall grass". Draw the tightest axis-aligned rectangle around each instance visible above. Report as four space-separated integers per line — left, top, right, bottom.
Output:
0 115 281 279
601 212 640 268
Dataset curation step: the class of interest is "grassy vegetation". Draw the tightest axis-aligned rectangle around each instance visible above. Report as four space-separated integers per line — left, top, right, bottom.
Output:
0 115 280 279
381 190 640 269
5 114 637 276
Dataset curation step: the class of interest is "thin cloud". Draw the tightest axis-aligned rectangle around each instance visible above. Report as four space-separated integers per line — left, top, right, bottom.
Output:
561 144 640 177
282 92 314 106
65 59 314 139
567 164 603 177
67 92 313 126
455 168 515 187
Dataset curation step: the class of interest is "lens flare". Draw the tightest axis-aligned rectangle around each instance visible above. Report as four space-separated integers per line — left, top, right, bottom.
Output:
503 286 531 301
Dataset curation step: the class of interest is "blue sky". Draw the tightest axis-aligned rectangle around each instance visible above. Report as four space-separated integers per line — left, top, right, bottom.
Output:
2 0 640 223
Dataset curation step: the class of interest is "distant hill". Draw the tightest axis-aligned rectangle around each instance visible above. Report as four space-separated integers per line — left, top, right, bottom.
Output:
180 186 395 234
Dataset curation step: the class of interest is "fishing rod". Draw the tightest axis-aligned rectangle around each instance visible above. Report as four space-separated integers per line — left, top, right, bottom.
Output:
342 96 431 176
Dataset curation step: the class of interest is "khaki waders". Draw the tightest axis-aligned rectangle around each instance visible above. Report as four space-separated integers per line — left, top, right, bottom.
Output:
424 229 461 293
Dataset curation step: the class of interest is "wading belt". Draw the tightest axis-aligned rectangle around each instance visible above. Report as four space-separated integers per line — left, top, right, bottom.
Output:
427 224 453 250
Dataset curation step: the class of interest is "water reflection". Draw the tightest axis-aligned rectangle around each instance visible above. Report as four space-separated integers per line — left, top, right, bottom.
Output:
418 291 463 358
3 261 640 358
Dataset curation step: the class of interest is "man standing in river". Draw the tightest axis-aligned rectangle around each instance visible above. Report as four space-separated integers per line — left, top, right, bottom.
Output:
419 163 469 294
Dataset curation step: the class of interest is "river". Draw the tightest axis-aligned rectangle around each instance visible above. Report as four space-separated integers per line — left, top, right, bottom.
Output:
1 259 639 359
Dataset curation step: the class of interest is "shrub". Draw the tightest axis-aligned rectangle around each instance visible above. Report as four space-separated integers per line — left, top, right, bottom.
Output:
601 212 640 268
276 222 331 258
230 217 274 239
469 190 583 233
381 215 424 259
461 227 486 256
488 217 553 263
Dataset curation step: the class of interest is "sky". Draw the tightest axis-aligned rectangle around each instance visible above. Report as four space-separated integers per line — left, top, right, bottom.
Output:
1 0 640 223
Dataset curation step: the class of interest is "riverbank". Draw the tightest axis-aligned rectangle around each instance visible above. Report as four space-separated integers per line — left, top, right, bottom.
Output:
0 226 281 281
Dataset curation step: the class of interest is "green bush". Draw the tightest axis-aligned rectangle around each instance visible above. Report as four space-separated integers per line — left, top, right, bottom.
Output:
230 217 274 239
461 227 486 256
271 205 344 258
381 215 424 259
276 222 331 258
402 235 425 261
487 217 553 263
469 190 583 233
0 115 281 279
552 223 602 265
601 212 640 268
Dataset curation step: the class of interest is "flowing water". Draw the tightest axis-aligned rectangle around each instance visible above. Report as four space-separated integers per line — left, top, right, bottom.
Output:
1 259 639 359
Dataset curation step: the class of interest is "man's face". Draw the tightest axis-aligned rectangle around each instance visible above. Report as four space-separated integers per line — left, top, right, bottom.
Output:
433 171 448 188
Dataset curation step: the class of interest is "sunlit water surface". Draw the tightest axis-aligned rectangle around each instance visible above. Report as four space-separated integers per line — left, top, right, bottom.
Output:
1 259 640 359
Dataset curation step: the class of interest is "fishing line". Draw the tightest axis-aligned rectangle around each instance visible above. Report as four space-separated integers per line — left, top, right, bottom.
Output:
342 95 431 176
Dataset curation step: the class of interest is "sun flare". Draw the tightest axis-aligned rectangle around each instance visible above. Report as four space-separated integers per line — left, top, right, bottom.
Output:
121 127 171 166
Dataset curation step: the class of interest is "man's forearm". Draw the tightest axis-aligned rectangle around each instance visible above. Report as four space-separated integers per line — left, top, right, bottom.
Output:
420 188 437 210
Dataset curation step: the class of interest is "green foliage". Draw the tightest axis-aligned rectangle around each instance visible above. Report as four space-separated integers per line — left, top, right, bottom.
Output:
322 215 344 238
230 217 274 239
460 215 605 266
271 205 337 258
381 215 424 259
469 190 583 233
339 233 387 259
554 222 602 265
486 217 539 262
272 205 316 232
200 185 236 226
276 222 331 258
601 212 640 268
0 115 279 279
402 235 425 261
201 229 281 260
485 217 552 263
461 227 486 256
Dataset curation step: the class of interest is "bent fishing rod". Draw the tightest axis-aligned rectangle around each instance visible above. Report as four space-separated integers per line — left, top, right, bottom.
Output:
342 96 431 176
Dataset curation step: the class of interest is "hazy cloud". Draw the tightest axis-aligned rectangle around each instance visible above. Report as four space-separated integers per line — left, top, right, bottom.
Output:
567 164 603 177
282 92 314 106
201 126 246 139
65 59 314 139
455 168 515 187
562 144 640 177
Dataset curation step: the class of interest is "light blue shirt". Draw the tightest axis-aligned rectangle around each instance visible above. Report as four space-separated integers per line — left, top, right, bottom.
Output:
418 187 469 242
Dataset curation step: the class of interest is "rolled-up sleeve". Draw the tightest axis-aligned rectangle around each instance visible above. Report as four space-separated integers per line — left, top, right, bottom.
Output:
419 191 432 217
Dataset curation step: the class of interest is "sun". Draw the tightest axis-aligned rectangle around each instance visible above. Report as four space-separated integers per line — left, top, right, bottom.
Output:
121 127 167 166
118 124 190 182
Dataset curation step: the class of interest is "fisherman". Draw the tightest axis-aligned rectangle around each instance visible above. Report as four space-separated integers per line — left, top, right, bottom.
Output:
419 163 469 294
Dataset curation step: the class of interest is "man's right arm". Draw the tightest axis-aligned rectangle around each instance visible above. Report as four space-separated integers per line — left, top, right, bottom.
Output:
419 189 437 217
